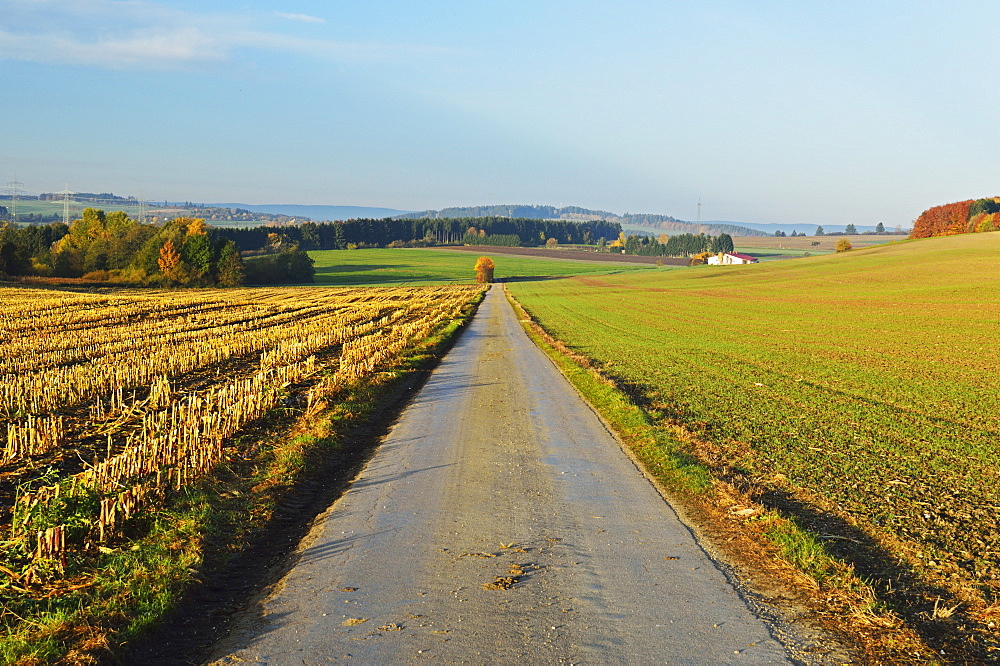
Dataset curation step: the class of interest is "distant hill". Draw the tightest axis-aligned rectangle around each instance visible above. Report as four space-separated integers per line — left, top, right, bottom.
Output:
724 221 903 236
397 204 767 237
18 193 882 237
398 204 616 220
619 216 766 237
211 204 415 221
624 218 909 237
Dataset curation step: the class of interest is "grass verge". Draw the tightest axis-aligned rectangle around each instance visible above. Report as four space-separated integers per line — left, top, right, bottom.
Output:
503 285 939 663
0 291 485 665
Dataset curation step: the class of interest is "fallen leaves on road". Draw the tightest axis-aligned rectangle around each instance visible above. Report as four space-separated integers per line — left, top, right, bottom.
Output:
483 576 518 591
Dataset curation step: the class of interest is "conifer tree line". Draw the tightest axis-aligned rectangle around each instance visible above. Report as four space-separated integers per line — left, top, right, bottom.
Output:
212 217 623 252
616 232 734 257
213 217 734 259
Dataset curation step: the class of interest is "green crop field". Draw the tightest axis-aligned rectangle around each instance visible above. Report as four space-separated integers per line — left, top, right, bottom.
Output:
508 233 1000 653
308 247 657 285
736 246 834 261
734 234 895 252
1 199 92 217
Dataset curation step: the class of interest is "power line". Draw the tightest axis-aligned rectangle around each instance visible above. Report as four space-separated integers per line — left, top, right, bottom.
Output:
7 177 24 221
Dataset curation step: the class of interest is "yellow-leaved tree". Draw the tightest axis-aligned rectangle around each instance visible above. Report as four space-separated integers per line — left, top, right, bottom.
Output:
690 251 713 266
157 240 182 277
474 256 495 283
185 218 209 236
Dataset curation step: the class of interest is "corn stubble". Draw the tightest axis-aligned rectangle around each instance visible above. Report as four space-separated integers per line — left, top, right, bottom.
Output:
1 284 482 586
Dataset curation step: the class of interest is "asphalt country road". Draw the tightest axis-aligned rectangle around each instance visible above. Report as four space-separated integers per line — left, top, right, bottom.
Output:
210 285 790 664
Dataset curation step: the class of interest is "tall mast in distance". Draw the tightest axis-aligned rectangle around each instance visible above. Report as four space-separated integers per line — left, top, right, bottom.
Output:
7 176 24 221
57 185 75 225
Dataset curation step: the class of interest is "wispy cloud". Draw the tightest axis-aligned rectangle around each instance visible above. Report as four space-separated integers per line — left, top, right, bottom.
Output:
0 27 227 68
275 12 326 24
0 0 446 70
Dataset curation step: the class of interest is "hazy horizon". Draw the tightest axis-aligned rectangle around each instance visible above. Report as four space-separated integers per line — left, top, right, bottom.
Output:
3 1 997 228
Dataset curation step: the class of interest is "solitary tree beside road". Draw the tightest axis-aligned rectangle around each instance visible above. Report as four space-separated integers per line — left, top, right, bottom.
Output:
475 256 494 283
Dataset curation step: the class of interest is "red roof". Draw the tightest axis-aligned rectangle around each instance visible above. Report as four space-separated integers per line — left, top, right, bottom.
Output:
728 252 758 263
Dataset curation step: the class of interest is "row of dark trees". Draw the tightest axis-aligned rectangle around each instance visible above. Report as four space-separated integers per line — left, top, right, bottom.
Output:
213 217 622 252
460 232 521 247
242 250 315 284
0 222 69 276
621 232 734 257
0 212 62 224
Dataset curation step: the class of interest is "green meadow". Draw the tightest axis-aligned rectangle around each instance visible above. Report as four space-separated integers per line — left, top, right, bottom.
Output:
507 233 1000 652
308 247 656 285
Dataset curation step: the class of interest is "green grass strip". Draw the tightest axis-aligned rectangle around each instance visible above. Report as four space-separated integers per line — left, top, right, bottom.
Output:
504 287 710 496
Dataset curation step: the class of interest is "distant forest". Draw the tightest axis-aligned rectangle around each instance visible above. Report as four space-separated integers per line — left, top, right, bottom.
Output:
910 197 1000 238
213 217 623 252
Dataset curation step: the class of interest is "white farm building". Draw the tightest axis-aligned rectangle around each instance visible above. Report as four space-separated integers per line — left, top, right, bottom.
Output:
707 252 759 265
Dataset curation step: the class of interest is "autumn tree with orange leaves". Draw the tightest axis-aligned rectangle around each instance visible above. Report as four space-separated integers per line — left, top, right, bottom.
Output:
157 240 181 276
909 198 1000 238
474 256 494 283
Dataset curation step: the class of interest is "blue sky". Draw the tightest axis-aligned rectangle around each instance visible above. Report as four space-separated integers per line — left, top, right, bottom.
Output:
2 1 998 226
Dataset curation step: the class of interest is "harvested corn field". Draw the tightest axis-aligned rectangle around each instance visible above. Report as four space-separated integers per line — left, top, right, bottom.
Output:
0 283 483 663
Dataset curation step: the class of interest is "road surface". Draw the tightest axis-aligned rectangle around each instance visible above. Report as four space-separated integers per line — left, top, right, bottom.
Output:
210 285 790 664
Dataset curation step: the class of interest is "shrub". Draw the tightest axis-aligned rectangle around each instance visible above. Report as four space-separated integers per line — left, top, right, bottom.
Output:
690 251 713 266
81 270 113 282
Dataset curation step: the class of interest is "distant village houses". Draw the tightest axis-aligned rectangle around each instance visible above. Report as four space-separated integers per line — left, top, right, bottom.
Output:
707 252 758 265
